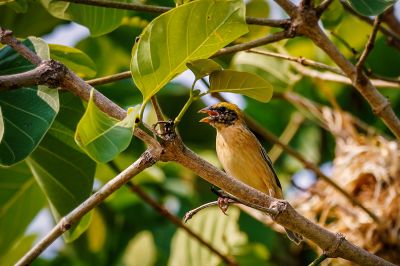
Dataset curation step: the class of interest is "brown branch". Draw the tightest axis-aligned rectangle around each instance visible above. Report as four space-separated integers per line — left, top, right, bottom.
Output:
315 0 334 17
4 28 395 266
0 28 42 65
126 183 237 266
356 16 382 73
382 6 400 36
288 5 400 139
61 0 291 28
16 149 158 266
160 135 394 266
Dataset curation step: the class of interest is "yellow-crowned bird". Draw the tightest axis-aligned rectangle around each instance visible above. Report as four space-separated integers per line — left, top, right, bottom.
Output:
199 102 302 244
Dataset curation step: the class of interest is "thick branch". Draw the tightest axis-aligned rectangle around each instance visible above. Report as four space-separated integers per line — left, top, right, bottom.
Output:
160 136 393 266
16 149 158 266
382 6 400 36
294 9 400 139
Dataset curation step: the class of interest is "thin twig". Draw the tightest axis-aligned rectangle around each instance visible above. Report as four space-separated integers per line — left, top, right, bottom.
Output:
382 6 400 36
247 49 345 75
268 112 304 163
296 67 400 88
340 1 400 49
184 200 237 223
16 150 158 266
212 31 292 58
330 31 359 56
61 0 291 28
86 71 131 86
150 96 165 122
356 16 382 73
315 0 334 17
126 182 237 266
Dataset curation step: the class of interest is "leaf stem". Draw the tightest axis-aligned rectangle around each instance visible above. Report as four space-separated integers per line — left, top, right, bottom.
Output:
174 82 198 125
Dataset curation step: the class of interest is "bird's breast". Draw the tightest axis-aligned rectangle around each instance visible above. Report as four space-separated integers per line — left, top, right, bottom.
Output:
215 125 282 198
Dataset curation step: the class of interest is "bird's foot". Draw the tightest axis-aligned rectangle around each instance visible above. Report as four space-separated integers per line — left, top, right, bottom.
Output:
217 197 230 215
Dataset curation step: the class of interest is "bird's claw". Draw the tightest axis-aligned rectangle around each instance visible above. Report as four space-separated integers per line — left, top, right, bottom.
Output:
217 197 230 215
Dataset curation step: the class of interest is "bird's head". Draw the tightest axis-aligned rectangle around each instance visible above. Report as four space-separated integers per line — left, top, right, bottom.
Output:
199 102 244 129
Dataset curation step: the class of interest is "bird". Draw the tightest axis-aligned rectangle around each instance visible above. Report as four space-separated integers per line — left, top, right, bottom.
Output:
199 102 302 244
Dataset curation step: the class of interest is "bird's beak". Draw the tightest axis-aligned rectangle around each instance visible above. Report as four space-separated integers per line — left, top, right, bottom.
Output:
198 107 218 123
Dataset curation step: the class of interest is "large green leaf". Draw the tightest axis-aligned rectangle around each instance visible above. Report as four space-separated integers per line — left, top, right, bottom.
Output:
169 207 246 266
209 70 273 102
75 89 138 163
27 93 96 242
0 162 45 256
131 0 248 103
0 37 59 166
345 0 396 16
49 44 97 79
41 0 128 36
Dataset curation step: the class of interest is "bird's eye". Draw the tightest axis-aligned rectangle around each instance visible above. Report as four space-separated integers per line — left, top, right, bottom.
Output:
219 106 226 112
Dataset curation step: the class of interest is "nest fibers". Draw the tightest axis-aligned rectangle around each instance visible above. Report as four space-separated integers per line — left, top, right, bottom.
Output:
294 107 400 264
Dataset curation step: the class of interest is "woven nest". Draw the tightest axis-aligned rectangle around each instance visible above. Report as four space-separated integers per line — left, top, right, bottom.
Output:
294 107 400 264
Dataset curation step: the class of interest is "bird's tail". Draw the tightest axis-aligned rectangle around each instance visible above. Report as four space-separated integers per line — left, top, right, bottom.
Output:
285 229 303 245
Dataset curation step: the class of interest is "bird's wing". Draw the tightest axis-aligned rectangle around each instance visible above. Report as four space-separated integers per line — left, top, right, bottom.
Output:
260 146 282 190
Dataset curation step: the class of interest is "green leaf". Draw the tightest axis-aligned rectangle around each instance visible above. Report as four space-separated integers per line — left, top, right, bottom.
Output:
75 89 138 163
0 234 38 266
169 207 246 266
209 70 273 102
41 0 128 36
131 0 248 103
0 37 59 166
27 93 96 242
0 162 46 255
345 0 396 16
123 231 157 266
238 0 270 42
186 59 222 81
49 44 97 79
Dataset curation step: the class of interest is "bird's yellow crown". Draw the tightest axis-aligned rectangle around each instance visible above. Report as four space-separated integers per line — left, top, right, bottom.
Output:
210 102 245 120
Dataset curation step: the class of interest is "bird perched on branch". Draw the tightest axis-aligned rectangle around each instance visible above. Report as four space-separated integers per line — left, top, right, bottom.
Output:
199 102 302 244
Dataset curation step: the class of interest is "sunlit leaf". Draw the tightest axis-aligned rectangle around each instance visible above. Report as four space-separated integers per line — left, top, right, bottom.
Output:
75 89 139 163
0 37 59 166
345 0 396 16
49 44 97 79
123 231 157 266
41 0 128 36
186 59 222 81
209 70 273 102
0 234 37 265
169 207 246 266
131 0 248 103
0 163 45 255
238 0 270 42
27 93 96 242
87 209 106 252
